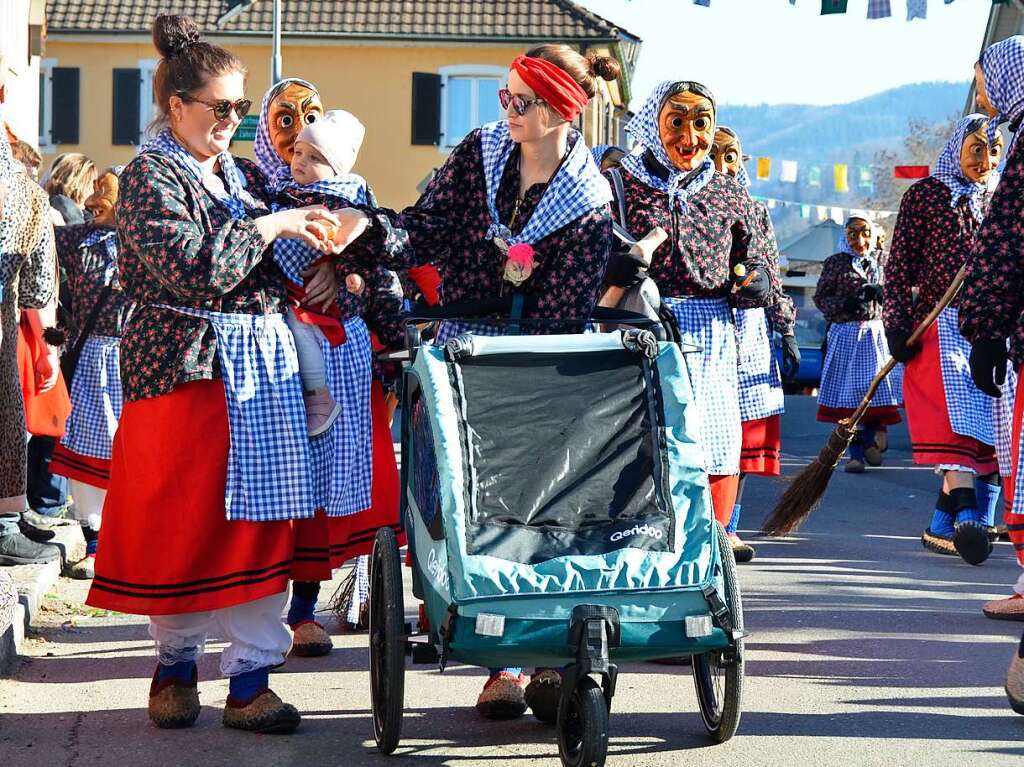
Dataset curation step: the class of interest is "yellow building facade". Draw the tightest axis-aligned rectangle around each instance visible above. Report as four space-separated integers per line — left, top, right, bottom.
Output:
43 29 635 208
42 1 641 206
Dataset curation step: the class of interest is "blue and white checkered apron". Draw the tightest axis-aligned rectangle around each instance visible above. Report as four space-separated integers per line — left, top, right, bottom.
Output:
60 335 122 460
433 321 507 346
312 317 373 516
734 307 784 422
818 320 902 410
158 305 315 522
995 363 1018 477
937 307 995 446
664 296 742 475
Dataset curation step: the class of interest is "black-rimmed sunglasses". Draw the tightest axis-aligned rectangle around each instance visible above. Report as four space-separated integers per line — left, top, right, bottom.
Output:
499 88 545 117
178 93 252 121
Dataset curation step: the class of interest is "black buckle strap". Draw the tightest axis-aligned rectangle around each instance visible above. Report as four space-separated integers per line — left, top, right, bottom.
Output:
438 604 458 672
701 583 734 635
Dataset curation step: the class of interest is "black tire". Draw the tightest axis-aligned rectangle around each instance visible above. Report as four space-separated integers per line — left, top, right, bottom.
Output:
557 676 609 767
692 522 744 743
369 526 406 754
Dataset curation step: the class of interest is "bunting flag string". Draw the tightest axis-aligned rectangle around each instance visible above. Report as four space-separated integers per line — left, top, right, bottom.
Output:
749 156 929 191
752 194 898 224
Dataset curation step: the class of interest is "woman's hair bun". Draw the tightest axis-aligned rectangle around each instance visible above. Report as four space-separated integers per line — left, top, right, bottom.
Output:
588 54 621 83
153 14 203 59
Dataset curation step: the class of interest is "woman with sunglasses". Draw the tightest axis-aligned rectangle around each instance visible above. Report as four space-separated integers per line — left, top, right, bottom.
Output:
84 15 341 735
601 80 772 537
331 44 618 721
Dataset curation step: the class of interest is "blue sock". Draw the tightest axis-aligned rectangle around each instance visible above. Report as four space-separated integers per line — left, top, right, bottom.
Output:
83 526 98 556
930 509 955 537
229 667 270 702
287 590 318 627
848 440 866 461
157 659 195 683
487 667 522 677
976 480 1002 528
726 504 741 535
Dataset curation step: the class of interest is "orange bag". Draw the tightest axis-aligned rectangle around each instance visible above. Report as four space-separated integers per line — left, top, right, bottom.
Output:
16 314 71 437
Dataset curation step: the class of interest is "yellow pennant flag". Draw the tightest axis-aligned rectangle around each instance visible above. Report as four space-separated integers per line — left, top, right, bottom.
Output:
756 157 771 181
834 163 850 193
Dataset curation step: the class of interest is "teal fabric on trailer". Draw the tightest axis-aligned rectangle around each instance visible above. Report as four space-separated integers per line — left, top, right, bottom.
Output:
409 335 717 612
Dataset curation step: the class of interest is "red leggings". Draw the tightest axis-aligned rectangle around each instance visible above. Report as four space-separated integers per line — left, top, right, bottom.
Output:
708 474 740 527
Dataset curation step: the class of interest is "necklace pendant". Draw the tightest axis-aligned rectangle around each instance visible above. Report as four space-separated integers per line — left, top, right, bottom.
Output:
492 237 510 255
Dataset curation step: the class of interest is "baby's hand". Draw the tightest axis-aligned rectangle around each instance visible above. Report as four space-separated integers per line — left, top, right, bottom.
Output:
345 274 366 295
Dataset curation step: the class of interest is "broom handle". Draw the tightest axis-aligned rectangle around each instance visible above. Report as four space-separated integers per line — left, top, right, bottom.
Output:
847 263 968 425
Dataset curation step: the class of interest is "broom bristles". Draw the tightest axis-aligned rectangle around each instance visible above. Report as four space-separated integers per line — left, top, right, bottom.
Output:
761 422 856 537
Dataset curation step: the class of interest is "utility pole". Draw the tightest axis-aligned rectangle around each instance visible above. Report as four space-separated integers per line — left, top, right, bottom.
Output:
272 0 282 84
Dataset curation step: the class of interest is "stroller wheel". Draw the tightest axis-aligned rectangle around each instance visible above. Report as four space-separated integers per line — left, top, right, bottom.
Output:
692 523 745 743
369 526 406 754
556 676 608 767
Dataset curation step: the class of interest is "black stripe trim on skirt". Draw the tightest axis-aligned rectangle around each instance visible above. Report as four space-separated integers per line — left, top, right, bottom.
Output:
90 565 292 600
92 558 293 591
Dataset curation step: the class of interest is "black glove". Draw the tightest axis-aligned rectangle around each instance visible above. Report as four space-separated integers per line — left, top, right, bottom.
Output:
604 249 647 288
733 261 770 302
781 334 801 383
885 330 919 364
970 338 1009 398
844 293 865 313
859 283 884 303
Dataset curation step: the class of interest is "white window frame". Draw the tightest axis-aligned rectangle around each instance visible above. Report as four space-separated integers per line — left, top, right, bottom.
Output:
438 65 506 152
38 57 57 153
138 58 160 141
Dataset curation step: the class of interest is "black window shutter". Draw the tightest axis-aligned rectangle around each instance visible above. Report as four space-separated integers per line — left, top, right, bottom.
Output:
112 69 142 145
411 72 441 146
50 67 80 144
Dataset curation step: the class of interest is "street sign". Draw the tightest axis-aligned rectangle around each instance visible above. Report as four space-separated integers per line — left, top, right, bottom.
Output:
234 115 258 142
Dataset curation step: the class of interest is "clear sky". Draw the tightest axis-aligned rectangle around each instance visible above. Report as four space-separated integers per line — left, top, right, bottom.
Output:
579 0 992 107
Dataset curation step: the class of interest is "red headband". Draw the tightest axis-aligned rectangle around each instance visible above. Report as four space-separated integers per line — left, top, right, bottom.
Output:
509 55 590 122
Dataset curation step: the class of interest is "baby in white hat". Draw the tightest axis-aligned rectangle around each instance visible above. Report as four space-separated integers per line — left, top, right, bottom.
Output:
291 109 366 188
276 109 369 437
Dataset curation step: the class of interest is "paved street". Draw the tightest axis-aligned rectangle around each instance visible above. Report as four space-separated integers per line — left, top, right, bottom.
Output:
1 396 1022 766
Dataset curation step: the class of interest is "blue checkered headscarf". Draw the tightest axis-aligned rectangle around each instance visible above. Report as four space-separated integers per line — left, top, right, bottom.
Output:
140 129 260 220
980 36 1024 153
254 78 320 194
479 120 611 246
932 113 990 222
837 216 879 283
620 80 716 213
79 228 120 288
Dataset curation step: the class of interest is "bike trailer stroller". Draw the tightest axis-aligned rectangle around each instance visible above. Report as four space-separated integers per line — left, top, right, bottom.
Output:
369 321 745 767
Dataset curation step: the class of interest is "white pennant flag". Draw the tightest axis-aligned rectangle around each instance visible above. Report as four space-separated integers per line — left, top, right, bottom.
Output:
780 160 799 183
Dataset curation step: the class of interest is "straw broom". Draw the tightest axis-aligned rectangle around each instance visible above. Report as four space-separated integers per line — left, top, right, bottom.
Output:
761 263 969 537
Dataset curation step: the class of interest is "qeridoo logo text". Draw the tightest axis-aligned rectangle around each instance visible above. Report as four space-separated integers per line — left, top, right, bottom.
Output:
609 524 663 542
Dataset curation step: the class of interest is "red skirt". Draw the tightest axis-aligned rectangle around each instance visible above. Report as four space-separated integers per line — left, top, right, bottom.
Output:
50 444 111 489
291 381 404 581
903 323 997 473
1007 367 1024 566
86 379 295 615
816 404 901 426
739 415 781 476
